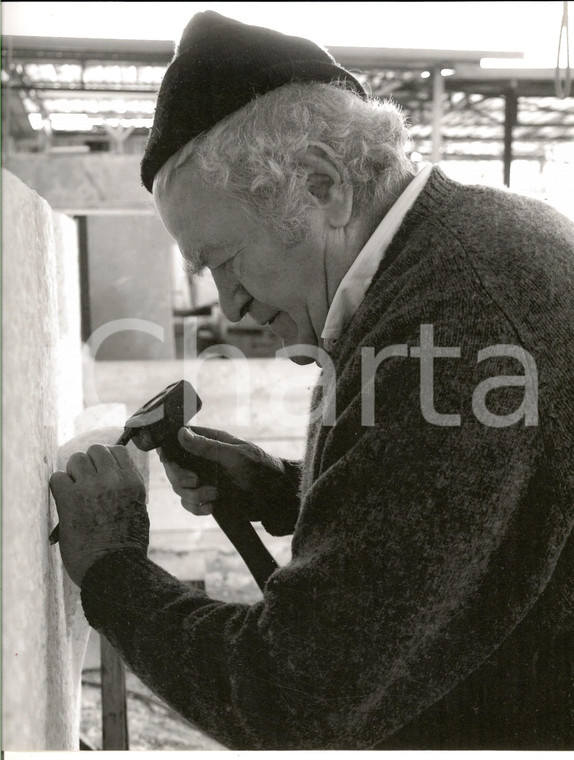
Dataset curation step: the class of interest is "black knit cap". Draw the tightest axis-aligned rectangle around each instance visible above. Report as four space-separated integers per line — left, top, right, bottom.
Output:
140 10 367 192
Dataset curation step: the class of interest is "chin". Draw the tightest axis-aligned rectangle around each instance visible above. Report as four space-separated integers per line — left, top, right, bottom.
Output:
271 315 320 364
288 353 317 366
276 335 321 365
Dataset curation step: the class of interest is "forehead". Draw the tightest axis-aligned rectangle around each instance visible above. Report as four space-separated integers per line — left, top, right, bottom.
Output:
156 162 213 234
156 162 253 268
157 161 250 238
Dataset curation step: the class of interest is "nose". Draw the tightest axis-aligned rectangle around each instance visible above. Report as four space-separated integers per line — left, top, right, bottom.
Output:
211 268 251 323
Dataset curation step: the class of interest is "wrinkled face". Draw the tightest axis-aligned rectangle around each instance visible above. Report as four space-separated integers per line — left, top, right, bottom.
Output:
156 161 332 364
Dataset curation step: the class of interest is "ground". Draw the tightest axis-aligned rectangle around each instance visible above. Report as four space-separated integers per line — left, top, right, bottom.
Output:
82 669 224 750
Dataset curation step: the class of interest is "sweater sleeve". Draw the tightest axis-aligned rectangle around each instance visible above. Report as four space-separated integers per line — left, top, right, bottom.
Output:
80 311 570 749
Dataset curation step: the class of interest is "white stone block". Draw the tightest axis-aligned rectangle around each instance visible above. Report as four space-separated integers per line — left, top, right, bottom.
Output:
2 170 71 749
74 403 127 437
1 170 111 750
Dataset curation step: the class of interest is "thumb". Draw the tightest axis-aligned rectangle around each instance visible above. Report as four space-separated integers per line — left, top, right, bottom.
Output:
178 427 238 468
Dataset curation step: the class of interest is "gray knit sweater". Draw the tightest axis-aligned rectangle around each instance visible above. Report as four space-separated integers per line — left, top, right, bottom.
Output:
82 168 574 749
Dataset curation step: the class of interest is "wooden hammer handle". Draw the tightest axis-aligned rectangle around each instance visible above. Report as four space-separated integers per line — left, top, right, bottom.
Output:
160 437 279 591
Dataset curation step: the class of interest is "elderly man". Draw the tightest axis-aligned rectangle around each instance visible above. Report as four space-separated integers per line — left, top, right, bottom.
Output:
50 11 574 750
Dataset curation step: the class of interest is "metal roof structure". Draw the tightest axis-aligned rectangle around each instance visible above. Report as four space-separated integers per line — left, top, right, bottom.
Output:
2 35 573 185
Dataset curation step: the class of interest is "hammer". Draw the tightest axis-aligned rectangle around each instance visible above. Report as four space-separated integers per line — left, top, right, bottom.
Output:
50 380 279 591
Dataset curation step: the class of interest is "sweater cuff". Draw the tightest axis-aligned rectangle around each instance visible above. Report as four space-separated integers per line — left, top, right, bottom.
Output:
81 548 207 639
259 459 301 536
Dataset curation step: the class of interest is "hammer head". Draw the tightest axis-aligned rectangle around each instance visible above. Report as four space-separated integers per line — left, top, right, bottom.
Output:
123 380 202 452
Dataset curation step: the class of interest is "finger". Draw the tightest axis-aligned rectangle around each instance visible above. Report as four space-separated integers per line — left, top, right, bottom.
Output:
109 444 134 469
162 460 199 487
180 485 218 516
178 472 200 487
193 485 219 502
189 426 243 445
66 452 96 481
181 499 212 516
169 481 206 500
173 484 218 500
49 470 73 497
178 427 239 468
87 444 120 471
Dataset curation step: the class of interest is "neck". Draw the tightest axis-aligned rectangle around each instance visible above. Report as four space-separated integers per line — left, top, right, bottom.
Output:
323 219 368 306
326 172 416 302
313 171 417 347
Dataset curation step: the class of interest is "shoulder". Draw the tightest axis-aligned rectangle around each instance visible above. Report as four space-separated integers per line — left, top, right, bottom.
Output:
419 168 574 254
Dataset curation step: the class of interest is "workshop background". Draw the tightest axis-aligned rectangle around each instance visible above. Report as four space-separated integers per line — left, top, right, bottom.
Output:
2 1 573 752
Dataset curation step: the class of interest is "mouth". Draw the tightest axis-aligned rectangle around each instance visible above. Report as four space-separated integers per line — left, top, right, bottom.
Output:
251 311 281 327
267 312 285 336
246 306 282 328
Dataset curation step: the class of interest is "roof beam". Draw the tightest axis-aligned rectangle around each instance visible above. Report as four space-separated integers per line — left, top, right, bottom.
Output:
3 36 522 67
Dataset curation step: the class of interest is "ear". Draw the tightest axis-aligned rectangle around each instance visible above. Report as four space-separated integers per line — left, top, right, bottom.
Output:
300 143 353 228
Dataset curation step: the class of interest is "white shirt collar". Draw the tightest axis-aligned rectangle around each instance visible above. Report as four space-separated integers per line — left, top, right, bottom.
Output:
321 163 433 351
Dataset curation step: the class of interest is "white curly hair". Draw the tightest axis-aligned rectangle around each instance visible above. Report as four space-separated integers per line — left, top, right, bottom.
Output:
153 81 414 246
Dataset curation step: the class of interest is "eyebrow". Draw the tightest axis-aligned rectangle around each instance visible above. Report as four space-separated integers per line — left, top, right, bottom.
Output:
182 250 206 277
181 244 213 277
181 240 235 277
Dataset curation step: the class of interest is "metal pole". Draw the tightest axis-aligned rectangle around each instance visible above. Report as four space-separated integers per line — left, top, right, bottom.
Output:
100 636 129 750
77 216 92 344
431 65 444 164
503 86 518 188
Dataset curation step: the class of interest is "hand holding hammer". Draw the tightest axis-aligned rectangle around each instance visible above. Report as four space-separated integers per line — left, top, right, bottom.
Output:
50 381 279 591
